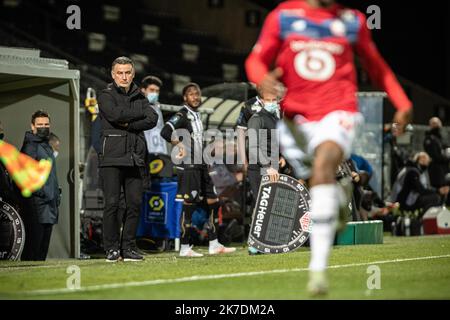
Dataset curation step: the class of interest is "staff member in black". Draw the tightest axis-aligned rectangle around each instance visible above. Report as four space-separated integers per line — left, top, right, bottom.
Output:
161 83 236 257
424 117 450 197
236 95 263 171
98 56 158 262
245 89 287 256
20 110 60 261
247 89 286 203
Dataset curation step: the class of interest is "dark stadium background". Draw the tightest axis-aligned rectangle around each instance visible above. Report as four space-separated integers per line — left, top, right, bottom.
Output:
1 0 449 124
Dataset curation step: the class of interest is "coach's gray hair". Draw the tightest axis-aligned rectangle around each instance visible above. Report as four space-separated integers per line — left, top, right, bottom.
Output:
111 56 135 71
413 151 430 163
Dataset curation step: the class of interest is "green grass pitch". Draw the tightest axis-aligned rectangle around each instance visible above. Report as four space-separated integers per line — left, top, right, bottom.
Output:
1 235 450 300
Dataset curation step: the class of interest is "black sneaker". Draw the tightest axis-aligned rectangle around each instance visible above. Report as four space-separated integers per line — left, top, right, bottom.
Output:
105 249 120 263
121 249 144 262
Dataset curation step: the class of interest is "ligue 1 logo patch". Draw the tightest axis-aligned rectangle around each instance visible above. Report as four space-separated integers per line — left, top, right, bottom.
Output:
248 174 311 254
149 196 164 211
150 159 164 174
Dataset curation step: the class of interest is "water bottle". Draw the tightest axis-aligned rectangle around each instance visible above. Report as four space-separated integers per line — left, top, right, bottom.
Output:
391 221 397 236
404 217 411 236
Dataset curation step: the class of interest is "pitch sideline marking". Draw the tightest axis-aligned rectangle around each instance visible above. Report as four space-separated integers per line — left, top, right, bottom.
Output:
20 254 450 296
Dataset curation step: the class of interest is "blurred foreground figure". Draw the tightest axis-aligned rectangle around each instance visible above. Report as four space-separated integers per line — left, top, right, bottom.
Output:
246 0 412 295
0 140 51 198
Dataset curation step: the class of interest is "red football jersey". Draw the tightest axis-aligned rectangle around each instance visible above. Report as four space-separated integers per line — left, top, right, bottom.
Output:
245 0 412 121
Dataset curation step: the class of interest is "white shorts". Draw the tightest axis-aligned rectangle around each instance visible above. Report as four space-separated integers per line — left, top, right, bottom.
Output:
278 110 364 179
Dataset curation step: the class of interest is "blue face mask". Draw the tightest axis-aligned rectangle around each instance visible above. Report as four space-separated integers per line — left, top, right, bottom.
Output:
264 102 280 117
147 92 159 104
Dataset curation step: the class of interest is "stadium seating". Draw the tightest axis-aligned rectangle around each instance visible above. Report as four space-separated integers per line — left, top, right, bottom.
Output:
0 0 249 105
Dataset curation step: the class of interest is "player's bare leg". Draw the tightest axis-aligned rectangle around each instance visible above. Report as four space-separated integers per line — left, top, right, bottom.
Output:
206 198 236 255
307 141 344 296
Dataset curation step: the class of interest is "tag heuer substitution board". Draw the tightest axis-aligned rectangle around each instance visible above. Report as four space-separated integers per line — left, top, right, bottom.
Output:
248 174 311 254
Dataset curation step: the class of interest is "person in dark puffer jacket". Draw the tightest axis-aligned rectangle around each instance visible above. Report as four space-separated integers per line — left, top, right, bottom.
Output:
20 110 60 261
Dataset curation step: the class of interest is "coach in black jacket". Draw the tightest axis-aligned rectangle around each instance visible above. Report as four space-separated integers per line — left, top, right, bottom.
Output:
98 56 158 262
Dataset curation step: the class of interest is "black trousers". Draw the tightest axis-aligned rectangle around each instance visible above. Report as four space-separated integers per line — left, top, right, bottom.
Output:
416 193 441 214
101 166 143 251
22 219 53 261
248 168 263 208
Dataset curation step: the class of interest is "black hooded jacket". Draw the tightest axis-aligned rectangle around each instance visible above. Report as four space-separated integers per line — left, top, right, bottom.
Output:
20 131 60 224
98 82 158 167
396 160 436 210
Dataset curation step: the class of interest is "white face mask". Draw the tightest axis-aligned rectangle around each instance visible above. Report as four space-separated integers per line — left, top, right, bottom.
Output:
147 92 159 104
264 101 280 118
53 151 59 158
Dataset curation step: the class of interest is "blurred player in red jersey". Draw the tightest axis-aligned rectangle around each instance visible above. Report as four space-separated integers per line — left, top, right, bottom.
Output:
246 0 412 295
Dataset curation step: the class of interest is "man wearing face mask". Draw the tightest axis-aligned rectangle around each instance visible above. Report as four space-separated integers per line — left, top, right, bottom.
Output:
20 110 61 261
247 88 286 203
141 76 168 155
